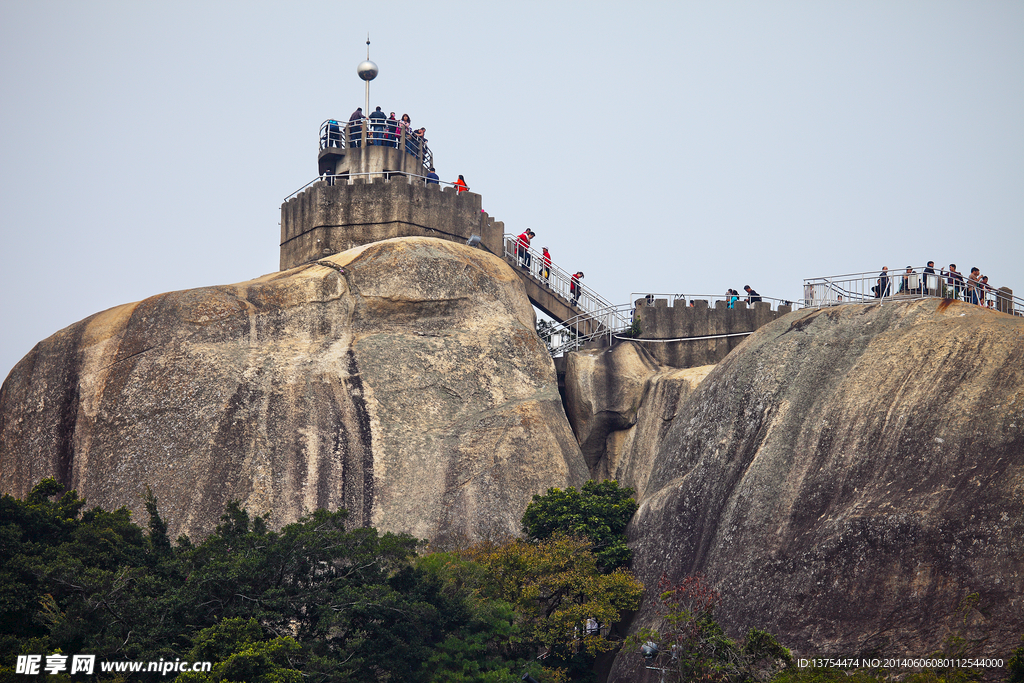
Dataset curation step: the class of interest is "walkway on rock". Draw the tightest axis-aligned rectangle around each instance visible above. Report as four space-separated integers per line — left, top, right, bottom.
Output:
500 235 630 341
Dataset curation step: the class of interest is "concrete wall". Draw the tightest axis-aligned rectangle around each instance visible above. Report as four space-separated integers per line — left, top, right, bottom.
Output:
632 298 791 368
317 144 429 178
280 176 504 270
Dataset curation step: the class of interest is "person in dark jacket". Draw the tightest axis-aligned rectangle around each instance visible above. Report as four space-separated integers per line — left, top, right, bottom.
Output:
949 264 965 300
923 261 937 295
387 112 398 147
369 106 386 145
872 267 890 298
348 107 364 147
426 167 440 184
324 119 342 148
744 285 762 303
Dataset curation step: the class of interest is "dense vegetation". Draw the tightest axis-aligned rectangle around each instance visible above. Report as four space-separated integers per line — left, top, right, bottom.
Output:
2 479 1019 682
0 479 641 682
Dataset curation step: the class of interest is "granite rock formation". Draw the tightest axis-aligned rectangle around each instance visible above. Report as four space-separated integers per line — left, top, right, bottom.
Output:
609 299 1024 681
565 343 660 471
0 236 589 543
564 342 713 494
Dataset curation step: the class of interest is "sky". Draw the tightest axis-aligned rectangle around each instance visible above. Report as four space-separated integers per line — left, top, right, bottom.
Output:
1 1 1022 381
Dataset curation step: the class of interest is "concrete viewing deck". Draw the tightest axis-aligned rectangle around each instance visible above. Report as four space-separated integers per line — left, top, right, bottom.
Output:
279 173 610 333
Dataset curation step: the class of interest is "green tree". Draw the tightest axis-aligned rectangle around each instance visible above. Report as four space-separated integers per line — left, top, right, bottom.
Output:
1 481 643 683
0 483 518 683
175 618 302 683
415 551 565 682
0 478 153 666
463 534 643 679
521 481 638 572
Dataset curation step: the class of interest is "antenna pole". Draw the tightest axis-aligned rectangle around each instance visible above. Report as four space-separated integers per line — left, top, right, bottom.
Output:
365 35 370 117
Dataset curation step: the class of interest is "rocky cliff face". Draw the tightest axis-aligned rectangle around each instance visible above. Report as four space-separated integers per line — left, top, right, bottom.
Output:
609 299 1024 681
564 342 713 496
0 236 589 543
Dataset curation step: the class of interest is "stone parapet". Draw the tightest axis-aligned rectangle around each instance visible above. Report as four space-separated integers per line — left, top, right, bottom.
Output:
280 176 504 270
632 298 791 368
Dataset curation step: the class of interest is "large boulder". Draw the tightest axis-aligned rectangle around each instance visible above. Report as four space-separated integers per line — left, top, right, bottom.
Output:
605 363 714 500
610 299 1024 681
564 342 713 494
0 236 589 544
565 342 660 471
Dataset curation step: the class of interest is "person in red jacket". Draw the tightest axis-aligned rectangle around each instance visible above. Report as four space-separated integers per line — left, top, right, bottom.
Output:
541 247 552 285
570 271 584 306
453 175 469 194
516 229 534 270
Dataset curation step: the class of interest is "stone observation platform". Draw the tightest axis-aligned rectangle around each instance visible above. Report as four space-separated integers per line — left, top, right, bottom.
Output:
280 176 502 269
281 127 596 333
316 117 434 179
631 297 792 367
281 119 799 358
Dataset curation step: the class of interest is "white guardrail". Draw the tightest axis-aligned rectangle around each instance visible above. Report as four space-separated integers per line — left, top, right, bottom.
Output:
502 235 619 315
628 292 798 311
542 303 636 356
319 118 433 169
284 171 459 203
803 267 1022 316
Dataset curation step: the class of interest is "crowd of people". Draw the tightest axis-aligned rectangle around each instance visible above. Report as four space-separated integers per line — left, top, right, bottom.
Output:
871 262 1006 309
321 108 475 191
322 107 429 157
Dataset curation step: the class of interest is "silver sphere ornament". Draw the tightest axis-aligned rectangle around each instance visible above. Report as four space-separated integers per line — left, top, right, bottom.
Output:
357 60 378 81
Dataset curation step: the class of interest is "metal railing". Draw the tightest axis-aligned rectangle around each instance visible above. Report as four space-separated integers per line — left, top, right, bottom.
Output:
629 292 799 311
544 303 637 356
541 291 796 356
802 267 1022 316
284 171 458 203
502 235 620 315
318 118 433 169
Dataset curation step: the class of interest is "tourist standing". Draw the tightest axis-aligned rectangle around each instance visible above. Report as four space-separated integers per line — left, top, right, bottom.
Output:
369 106 386 145
324 119 342 148
454 175 469 194
348 107 364 147
541 247 551 285
899 266 917 294
923 261 937 295
945 264 964 299
387 112 398 147
967 268 982 305
399 113 412 152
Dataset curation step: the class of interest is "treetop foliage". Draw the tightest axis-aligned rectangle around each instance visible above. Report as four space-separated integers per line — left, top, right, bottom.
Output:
521 480 638 572
0 478 643 683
